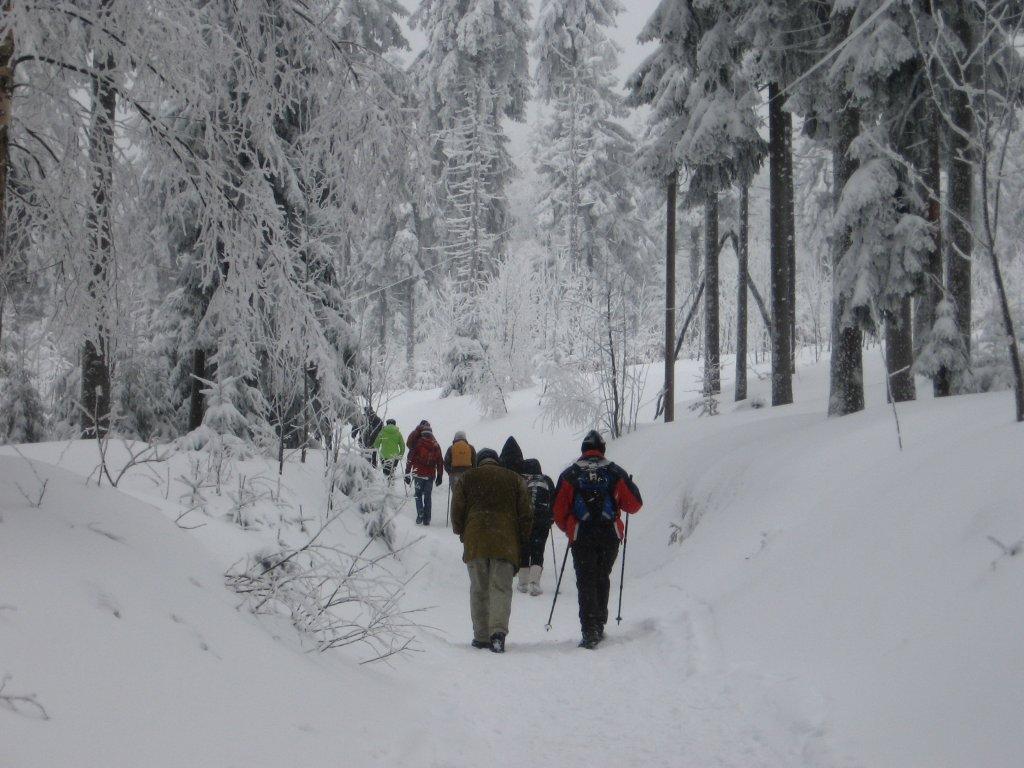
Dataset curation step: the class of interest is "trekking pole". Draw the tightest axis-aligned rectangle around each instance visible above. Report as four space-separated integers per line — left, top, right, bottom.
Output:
545 539 571 632
445 480 451 528
616 512 630 625
550 532 557 577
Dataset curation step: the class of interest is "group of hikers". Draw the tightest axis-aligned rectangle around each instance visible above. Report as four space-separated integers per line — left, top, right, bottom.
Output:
354 409 643 653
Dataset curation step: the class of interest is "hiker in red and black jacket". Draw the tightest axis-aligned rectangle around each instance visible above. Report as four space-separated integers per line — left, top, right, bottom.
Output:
552 430 642 649
405 425 444 525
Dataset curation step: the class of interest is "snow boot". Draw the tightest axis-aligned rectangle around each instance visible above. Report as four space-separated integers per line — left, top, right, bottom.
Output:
489 633 506 654
516 567 530 593
471 639 489 649
528 564 543 596
579 627 602 649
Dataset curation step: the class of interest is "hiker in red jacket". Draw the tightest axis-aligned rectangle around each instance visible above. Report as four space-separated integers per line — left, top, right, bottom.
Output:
552 430 642 649
406 419 432 451
405 425 444 525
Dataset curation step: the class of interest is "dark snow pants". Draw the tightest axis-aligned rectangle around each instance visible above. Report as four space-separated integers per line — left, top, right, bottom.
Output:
571 521 620 639
521 523 551 569
413 476 433 524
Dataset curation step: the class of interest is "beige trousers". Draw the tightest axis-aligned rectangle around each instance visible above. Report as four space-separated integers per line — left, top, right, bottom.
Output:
467 558 515 641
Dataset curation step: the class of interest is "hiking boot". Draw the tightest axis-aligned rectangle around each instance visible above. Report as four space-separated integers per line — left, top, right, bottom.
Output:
578 636 601 650
516 567 530 593
471 639 489 649
489 633 506 653
528 582 542 596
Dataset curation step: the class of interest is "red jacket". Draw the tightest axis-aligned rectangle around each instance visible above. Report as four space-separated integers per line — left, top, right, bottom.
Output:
406 434 444 480
552 450 642 544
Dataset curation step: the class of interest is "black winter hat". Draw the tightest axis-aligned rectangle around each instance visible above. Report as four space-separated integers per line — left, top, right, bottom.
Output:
386 418 396 425
477 448 500 465
581 430 606 454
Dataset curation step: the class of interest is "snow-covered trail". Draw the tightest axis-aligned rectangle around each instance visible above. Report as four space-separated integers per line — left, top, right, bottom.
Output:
384 487 848 768
4 354 1022 767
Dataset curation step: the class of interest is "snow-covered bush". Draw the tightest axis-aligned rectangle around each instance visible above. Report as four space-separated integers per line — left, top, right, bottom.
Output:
227 445 415 660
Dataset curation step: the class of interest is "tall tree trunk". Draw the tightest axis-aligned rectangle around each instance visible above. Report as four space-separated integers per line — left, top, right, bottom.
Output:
0 7 12 353
0 4 12 275
941 13 975 394
406 270 415 386
81 40 116 438
735 185 749 401
704 189 720 395
828 100 865 416
769 82 793 405
784 118 797 372
688 225 701 358
188 348 207 430
379 285 388 348
885 298 916 402
664 170 678 422
915 97 944 395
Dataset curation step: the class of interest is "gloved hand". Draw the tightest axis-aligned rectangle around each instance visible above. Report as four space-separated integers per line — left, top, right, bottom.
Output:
435 475 443 487
404 475 411 486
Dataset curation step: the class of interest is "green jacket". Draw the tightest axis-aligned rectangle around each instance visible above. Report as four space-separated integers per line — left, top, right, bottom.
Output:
374 424 406 461
451 459 533 565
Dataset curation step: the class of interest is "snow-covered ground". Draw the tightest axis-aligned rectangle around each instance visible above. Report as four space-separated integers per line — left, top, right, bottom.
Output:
3 354 1022 767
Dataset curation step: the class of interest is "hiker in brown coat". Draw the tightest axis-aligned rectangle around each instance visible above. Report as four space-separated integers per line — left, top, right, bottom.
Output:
450 448 533 653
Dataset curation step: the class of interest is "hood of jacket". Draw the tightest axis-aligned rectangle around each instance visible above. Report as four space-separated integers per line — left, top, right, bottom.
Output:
499 436 524 470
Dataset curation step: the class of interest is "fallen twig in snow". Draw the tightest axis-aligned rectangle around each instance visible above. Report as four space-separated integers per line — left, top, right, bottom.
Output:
0 674 50 721
986 535 1023 571
8 446 49 508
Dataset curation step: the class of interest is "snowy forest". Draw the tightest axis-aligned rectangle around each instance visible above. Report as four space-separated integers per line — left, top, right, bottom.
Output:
1 0 1022 446
2 1 1023 767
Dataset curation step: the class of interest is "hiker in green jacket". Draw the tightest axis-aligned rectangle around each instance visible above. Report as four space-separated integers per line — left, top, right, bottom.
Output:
374 419 406 481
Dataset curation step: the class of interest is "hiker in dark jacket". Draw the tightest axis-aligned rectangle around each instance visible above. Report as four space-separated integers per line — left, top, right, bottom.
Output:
405 426 444 525
516 458 555 596
351 406 383 466
552 430 642 649
451 448 533 653
444 430 477 486
499 436 526 474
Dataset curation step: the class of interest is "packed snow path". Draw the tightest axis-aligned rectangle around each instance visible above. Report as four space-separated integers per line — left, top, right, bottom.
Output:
393 518 842 768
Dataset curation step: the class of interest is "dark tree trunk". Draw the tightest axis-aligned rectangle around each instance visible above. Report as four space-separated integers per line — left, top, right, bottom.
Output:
769 82 793 405
915 97 944 396
885 298 916 402
0 7 13 281
828 99 865 416
704 189 720 395
941 13 975 394
81 40 116 438
188 348 207 430
735 185 749 401
664 170 678 422
406 269 416 386
301 362 309 463
784 121 797 372
379 285 388 347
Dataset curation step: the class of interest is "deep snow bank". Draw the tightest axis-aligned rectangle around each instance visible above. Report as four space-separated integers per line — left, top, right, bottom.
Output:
0 454 428 768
